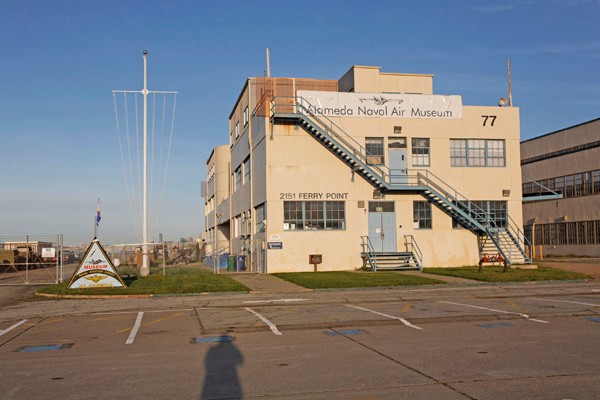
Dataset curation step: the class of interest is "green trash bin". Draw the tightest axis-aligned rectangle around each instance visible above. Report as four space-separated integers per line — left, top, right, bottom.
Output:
227 256 236 272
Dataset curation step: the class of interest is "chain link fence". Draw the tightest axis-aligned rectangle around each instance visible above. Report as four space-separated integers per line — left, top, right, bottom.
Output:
0 235 64 285
106 242 202 269
204 238 266 274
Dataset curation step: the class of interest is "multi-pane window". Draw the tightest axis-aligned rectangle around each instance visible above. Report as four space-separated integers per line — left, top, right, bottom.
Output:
450 139 505 167
255 203 265 233
450 139 467 166
413 201 432 229
365 137 384 165
523 169 600 199
234 167 242 190
283 201 345 230
452 200 507 228
565 175 574 197
411 138 430 166
243 157 250 184
243 106 249 126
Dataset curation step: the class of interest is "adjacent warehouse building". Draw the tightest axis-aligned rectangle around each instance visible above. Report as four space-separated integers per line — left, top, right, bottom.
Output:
521 118 600 257
204 66 529 273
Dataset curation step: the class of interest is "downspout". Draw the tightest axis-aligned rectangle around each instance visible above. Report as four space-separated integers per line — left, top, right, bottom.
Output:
248 85 255 272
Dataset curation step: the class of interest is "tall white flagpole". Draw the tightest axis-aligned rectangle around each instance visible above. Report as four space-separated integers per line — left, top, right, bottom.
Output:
141 50 150 277
113 51 177 278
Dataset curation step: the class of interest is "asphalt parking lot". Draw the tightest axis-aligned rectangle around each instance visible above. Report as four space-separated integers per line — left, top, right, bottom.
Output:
1 278 599 399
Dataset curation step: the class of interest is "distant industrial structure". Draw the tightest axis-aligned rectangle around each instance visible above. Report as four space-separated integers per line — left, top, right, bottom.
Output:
521 118 600 257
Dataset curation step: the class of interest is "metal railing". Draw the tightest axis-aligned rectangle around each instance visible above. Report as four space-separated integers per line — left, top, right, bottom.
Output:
272 95 530 265
360 236 378 271
272 96 392 183
522 174 563 200
403 235 423 270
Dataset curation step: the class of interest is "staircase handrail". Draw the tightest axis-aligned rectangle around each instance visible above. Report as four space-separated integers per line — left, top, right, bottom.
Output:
360 235 377 271
271 96 528 265
272 96 391 182
417 171 491 226
505 214 532 262
404 235 423 270
417 171 521 263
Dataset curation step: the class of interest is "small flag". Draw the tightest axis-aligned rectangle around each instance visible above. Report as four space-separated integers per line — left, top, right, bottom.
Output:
96 199 101 226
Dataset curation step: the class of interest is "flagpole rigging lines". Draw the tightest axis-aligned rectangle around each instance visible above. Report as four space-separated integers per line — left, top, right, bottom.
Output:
112 52 178 259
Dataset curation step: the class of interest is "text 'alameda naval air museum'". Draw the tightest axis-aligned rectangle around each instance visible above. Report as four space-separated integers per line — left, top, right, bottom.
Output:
203 65 530 273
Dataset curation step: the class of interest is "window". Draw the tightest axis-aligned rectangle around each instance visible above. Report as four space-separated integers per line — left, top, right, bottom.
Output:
450 139 505 167
486 140 505 167
452 200 507 228
365 137 384 165
283 201 345 230
413 201 432 229
565 175 574 197
234 167 242 190
243 157 250 184
235 122 240 139
411 138 430 166
574 174 583 196
243 106 249 126
255 203 265 233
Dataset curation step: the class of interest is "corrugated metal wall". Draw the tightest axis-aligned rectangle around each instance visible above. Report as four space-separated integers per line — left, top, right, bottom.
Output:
252 78 338 117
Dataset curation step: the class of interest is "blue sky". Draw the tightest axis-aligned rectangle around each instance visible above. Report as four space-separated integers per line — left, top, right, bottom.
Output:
1 0 599 246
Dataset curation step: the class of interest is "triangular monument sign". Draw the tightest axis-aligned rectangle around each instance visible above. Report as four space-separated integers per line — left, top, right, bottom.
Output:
68 239 127 289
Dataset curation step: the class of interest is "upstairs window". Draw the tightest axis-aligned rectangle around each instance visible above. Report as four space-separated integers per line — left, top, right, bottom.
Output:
365 137 384 165
243 106 249 126
450 139 505 167
243 157 250 184
411 138 430 166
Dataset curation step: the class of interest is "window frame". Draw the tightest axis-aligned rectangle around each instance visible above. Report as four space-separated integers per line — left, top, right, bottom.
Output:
450 139 505 167
243 157 250 184
413 201 432 229
283 201 346 231
365 137 385 165
411 138 430 167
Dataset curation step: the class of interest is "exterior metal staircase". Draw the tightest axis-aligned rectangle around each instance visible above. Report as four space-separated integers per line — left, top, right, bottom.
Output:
361 236 423 271
271 96 532 267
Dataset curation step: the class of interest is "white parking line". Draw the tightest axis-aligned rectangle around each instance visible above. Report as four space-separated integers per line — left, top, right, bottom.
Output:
244 307 282 335
346 305 422 330
80 308 194 316
439 301 548 323
126 312 144 344
243 298 309 304
0 319 28 336
529 298 600 307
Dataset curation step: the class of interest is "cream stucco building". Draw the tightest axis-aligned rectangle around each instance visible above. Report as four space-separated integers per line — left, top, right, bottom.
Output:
204 66 529 273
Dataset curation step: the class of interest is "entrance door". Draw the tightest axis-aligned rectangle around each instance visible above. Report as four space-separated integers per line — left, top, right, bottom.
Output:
368 202 397 252
388 137 408 184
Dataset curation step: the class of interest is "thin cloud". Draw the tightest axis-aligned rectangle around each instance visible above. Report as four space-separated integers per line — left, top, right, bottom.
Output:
474 5 515 12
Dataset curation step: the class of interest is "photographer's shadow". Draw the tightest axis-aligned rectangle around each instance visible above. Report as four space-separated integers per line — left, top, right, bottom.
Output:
200 336 244 399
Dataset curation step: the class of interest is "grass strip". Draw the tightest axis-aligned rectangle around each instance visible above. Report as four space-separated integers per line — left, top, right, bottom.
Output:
273 271 445 289
423 265 591 282
37 267 248 296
